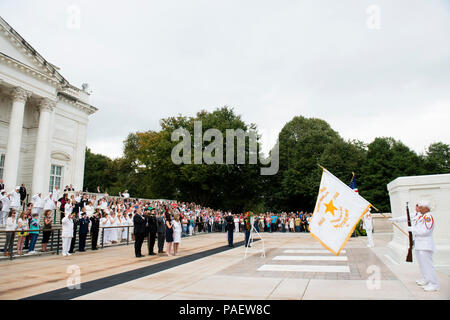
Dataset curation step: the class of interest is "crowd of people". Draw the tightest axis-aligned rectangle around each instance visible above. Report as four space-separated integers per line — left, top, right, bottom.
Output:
0 181 312 258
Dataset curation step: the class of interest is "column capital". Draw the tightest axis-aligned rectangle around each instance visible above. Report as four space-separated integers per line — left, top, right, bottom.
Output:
39 98 57 112
11 87 31 103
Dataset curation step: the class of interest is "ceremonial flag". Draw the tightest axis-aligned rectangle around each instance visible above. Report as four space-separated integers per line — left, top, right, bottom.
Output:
349 173 358 193
309 167 372 255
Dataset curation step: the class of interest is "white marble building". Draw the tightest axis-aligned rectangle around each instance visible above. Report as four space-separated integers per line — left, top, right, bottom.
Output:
0 17 97 195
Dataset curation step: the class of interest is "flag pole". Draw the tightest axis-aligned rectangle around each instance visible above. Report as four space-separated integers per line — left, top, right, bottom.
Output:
317 164 326 171
392 222 408 237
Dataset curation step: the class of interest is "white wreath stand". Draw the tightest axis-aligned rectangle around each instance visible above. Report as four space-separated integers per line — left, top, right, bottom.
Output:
244 221 266 259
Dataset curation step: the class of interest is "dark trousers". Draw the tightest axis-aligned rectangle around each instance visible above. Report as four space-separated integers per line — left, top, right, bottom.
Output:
227 229 234 246
79 232 87 251
24 234 30 249
4 232 14 253
69 234 76 253
28 233 38 251
157 232 165 252
147 232 156 254
91 231 98 250
244 230 251 247
134 233 145 257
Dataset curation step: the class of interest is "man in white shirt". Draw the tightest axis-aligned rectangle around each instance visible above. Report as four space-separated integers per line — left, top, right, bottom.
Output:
122 190 130 199
10 187 21 212
43 193 56 221
32 193 44 221
0 190 11 227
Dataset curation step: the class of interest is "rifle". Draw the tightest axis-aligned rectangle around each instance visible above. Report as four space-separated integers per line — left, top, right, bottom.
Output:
406 202 413 262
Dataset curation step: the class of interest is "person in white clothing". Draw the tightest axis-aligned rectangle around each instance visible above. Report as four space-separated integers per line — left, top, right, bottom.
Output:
390 200 439 292
64 199 73 217
61 212 74 256
234 216 239 233
84 201 94 218
52 186 60 203
0 190 11 226
122 190 130 199
43 193 55 221
9 187 21 213
172 214 182 255
31 193 44 221
3 210 17 256
362 208 374 248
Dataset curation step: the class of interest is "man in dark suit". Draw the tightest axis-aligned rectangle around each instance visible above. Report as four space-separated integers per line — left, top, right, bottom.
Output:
156 211 166 254
147 209 157 255
90 211 100 250
78 211 90 252
69 215 79 254
133 208 146 258
19 184 27 208
225 213 235 247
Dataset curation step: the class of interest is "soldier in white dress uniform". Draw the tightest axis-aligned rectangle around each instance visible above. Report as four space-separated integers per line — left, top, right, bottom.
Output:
390 200 439 292
362 208 374 248
31 193 44 221
10 187 21 212
0 190 11 226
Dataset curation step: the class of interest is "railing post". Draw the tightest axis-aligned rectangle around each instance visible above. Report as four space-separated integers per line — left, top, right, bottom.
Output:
101 227 104 249
56 229 60 255
9 232 14 261
126 226 129 245
50 230 54 252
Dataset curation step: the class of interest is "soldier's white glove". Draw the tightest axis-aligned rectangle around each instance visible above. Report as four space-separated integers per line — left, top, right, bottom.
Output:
407 226 413 233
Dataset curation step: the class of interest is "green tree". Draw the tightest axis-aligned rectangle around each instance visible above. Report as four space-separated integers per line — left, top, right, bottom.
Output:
83 148 113 192
423 142 450 174
359 137 425 211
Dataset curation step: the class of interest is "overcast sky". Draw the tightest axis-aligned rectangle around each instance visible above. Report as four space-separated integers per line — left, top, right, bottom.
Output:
1 0 449 158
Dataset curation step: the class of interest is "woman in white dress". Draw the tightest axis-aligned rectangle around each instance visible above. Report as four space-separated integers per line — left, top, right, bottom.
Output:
119 213 128 241
109 212 118 244
172 214 182 255
289 215 295 232
100 213 110 245
126 212 134 241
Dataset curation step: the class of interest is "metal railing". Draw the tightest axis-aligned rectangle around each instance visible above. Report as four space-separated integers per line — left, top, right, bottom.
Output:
0 228 61 260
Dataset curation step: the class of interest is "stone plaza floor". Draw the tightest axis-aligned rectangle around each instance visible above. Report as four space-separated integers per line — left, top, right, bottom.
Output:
0 231 448 300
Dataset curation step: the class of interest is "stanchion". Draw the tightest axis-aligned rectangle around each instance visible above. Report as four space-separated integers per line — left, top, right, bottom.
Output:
56 229 60 255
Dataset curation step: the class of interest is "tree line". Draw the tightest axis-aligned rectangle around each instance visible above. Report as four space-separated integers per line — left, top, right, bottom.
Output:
84 107 449 213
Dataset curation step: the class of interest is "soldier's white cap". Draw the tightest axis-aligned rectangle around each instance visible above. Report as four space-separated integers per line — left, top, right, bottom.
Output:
15 186 20 190
417 200 431 210
0 189 5 193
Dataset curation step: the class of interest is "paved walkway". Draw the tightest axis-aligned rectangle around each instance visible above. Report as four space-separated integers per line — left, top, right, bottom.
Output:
0 232 448 300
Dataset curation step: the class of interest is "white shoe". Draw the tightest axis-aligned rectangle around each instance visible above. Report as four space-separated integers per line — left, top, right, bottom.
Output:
62 253 67 256
67 253 72 256
416 279 428 286
29 251 36 254
423 284 439 292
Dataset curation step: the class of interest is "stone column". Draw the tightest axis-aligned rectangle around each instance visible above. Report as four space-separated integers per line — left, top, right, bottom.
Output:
31 98 56 195
73 122 88 191
3 87 31 191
